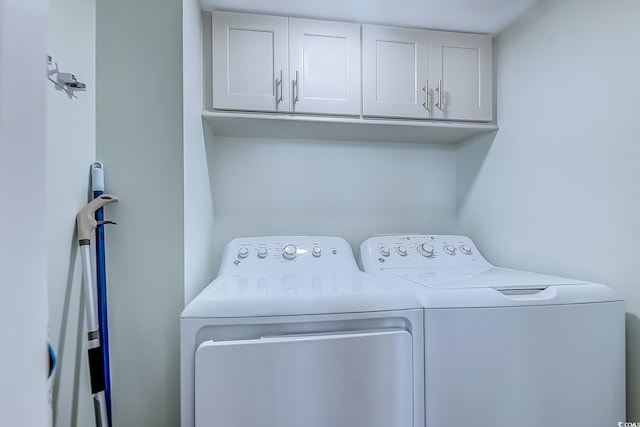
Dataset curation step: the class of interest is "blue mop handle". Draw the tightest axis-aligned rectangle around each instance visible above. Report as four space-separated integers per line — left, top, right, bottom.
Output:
92 162 112 427
76 194 118 427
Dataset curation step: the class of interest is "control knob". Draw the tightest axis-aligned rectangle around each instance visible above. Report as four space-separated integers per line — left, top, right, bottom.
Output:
379 246 391 257
418 243 435 258
460 244 472 255
237 247 249 259
396 246 408 256
312 246 322 257
282 244 297 260
444 244 456 255
257 247 268 258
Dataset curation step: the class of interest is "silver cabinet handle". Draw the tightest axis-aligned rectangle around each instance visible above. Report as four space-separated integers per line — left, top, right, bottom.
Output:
276 69 284 103
293 70 300 104
422 79 430 112
435 79 443 111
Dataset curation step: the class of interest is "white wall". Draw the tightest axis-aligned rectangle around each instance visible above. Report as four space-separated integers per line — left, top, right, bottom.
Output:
183 5 216 304
457 0 640 418
96 0 184 425
207 134 458 271
34 0 636 425
46 0 97 424
0 0 50 425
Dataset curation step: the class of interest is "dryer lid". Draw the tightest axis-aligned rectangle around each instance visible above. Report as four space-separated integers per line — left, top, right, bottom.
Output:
182 271 423 318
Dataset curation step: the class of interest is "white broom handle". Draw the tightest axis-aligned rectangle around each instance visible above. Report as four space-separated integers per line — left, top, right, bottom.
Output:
80 244 99 332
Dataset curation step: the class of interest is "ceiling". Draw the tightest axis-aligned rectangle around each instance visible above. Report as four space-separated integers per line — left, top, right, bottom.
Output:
199 0 539 34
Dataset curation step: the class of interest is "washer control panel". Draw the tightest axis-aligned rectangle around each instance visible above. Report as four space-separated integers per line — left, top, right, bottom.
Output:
360 235 491 271
219 236 356 274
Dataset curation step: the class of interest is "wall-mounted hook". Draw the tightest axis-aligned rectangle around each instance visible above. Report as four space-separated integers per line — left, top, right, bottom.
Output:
57 72 86 91
47 54 86 97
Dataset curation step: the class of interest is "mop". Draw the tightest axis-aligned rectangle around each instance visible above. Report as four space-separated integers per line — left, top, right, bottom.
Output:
76 193 118 427
91 162 113 426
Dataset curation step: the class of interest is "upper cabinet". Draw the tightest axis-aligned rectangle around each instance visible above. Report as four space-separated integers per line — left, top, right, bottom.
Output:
362 25 493 121
429 31 493 121
213 12 361 116
289 18 361 116
207 11 497 143
213 12 289 112
362 25 429 119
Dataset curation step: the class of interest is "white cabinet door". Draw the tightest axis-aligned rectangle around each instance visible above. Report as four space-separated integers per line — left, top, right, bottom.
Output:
289 18 361 116
362 25 429 119
429 31 493 121
213 12 289 112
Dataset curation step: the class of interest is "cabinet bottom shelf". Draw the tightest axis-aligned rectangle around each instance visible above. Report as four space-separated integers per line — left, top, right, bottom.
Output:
202 111 498 144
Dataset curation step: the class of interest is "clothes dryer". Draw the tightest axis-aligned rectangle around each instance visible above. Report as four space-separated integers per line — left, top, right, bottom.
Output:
360 234 625 427
181 236 425 427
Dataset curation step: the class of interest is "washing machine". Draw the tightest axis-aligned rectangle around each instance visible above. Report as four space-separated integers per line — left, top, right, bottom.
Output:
181 236 425 427
360 234 625 427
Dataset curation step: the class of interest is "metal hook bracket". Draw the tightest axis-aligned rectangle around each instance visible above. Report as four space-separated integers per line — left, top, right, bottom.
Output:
47 55 86 97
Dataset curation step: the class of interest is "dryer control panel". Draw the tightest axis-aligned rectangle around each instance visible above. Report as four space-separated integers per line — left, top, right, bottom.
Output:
219 236 358 275
360 235 492 271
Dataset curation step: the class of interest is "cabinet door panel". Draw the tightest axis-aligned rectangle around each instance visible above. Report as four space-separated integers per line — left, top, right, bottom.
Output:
227 29 275 97
302 35 348 100
363 25 429 119
429 31 493 121
213 12 289 112
289 18 361 116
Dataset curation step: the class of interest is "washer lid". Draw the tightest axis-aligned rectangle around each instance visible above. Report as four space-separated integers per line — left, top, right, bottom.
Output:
379 266 622 308
182 271 423 318
382 266 585 290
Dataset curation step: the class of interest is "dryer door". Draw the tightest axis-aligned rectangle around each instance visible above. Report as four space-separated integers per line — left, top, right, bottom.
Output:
195 329 413 427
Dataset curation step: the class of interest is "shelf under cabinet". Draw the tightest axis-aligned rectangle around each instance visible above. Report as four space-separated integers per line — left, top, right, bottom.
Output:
202 111 498 144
